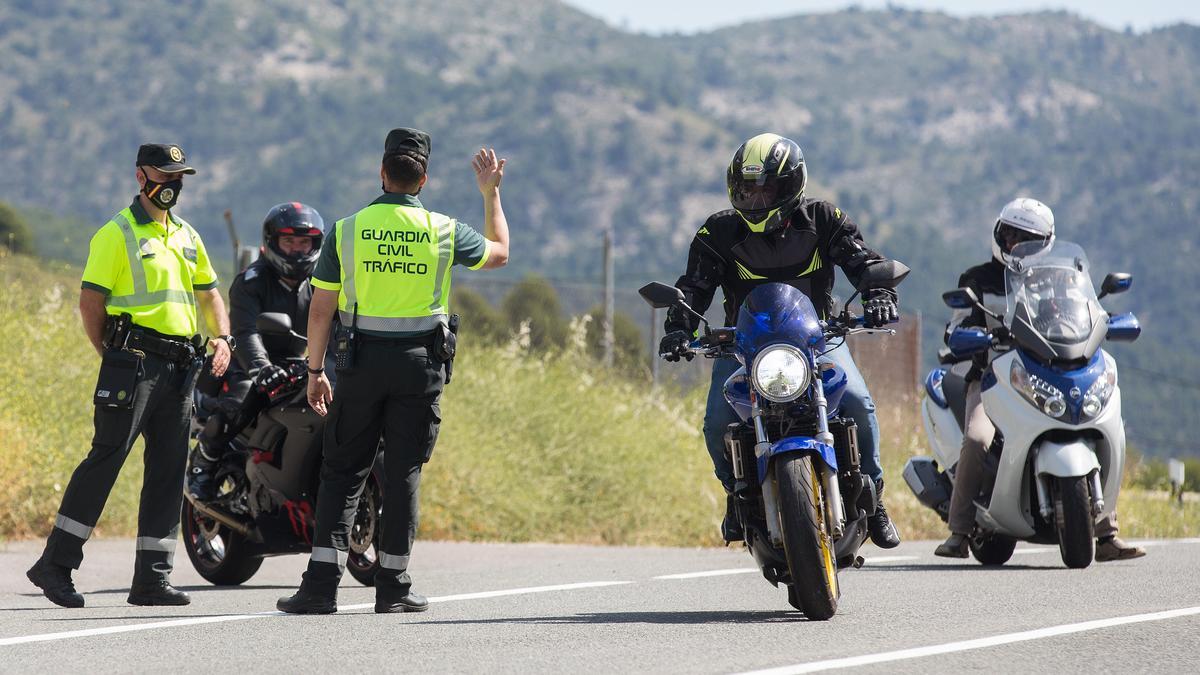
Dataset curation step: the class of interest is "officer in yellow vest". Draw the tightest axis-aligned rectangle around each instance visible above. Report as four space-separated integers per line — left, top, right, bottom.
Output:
277 128 510 614
26 143 233 608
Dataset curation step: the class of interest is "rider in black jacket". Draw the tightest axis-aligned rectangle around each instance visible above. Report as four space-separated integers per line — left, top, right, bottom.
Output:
188 203 326 500
662 133 901 548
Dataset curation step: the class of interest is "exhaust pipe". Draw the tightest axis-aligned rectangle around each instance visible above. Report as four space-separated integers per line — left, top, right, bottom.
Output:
183 490 254 537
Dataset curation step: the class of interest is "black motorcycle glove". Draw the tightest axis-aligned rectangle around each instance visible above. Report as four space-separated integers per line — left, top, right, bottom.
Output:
253 364 290 396
659 330 694 362
862 291 899 328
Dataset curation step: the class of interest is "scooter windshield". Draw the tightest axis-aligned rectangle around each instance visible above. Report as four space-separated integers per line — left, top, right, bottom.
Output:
735 283 824 362
1004 240 1104 358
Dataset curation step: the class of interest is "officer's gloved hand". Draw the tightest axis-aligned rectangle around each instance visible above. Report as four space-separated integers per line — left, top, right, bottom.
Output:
862 291 899 328
253 364 291 396
659 330 694 362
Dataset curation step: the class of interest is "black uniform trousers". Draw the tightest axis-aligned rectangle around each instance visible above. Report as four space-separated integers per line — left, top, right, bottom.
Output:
42 350 193 585
302 336 443 597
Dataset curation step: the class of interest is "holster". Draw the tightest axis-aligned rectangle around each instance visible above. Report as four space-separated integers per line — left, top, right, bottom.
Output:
101 313 134 350
434 314 459 384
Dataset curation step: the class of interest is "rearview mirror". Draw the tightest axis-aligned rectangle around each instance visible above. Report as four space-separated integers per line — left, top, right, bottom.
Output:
1106 312 1141 342
942 287 980 309
1098 273 1132 300
947 327 992 357
638 282 685 309
856 259 911 291
256 312 293 336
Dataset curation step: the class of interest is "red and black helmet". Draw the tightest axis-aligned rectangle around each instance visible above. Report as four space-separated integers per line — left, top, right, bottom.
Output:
261 202 324 281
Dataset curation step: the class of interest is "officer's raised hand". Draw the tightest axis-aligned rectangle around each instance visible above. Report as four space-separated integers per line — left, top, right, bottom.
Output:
472 148 505 193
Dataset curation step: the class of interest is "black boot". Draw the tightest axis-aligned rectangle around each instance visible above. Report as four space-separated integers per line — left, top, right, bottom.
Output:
721 492 744 543
375 590 429 614
127 580 191 606
868 479 901 549
26 557 84 608
187 442 220 501
277 585 337 614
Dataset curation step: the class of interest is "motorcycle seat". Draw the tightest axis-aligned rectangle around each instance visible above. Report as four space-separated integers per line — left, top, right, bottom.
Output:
942 361 972 432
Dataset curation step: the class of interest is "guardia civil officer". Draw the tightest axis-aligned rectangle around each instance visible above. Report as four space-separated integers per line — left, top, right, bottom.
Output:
26 143 233 608
277 129 510 614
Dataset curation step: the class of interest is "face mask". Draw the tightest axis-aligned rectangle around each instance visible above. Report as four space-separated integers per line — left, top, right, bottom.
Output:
142 174 183 210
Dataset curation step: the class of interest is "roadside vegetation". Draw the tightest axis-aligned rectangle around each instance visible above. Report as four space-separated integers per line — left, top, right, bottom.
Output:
1 253 1195 545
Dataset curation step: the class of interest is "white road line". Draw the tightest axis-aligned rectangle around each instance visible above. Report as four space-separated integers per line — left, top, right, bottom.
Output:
860 555 918 564
734 605 1200 675
655 568 759 579
1011 548 1053 555
0 580 632 647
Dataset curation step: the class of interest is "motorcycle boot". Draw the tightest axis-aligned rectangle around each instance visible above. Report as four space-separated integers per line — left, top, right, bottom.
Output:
721 492 744 543
935 533 970 558
277 585 337 614
127 581 191 606
867 479 901 548
26 557 84 608
186 437 222 502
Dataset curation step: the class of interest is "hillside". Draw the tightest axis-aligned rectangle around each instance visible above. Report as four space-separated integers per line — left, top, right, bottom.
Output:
1 1 1197 453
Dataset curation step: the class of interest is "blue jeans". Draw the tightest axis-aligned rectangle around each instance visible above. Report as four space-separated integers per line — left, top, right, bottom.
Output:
702 343 882 491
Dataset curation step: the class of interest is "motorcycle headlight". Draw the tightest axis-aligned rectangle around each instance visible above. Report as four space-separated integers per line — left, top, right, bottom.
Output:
752 345 812 403
1010 357 1068 420
1081 353 1117 421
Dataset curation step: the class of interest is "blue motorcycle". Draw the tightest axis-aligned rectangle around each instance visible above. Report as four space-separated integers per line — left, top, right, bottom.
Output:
640 260 908 619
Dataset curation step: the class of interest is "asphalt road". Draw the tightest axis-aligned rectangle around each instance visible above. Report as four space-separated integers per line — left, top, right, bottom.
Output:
2 538 1198 673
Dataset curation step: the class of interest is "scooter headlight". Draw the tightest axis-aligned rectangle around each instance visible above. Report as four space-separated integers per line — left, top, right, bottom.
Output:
751 345 812 403
1080 352 1117 421
1010 357 1068 420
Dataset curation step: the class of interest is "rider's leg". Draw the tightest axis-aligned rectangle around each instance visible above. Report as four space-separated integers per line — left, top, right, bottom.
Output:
703 358 743 541
1094 512 1146 562
819 344 899 547
189 375 252 500
937 381 993 557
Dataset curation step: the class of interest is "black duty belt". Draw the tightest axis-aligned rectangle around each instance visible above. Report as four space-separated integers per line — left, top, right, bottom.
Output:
125 330 199 364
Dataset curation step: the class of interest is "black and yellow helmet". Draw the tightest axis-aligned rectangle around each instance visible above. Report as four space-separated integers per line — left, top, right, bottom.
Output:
727 133 807 234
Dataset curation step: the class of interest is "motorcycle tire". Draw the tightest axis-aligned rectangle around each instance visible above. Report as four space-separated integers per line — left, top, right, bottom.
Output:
1054 476 1095 569
181 500 262 586
969 534 1016 566
775 454 839 620
346 469 383 587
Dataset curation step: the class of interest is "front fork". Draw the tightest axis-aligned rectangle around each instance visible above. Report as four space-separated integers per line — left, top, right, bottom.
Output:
750 373 846 543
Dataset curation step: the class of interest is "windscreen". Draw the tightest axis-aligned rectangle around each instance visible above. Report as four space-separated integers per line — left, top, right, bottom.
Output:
1004 240 1101 346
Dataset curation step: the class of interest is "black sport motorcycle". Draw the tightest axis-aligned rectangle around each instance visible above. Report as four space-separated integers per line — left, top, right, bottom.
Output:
181 312 383 586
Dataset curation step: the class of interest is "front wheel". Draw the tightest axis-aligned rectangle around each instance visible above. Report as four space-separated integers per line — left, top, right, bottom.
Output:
1054 476 1095 569
181 500 262 585
775 455 839 620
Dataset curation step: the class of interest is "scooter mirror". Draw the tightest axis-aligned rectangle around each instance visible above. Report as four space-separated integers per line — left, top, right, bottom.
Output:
256 312 294 335
943 287 980 309
1098 273 1132 300
1106 312 1141 342
947 327 991 357
638 282 685 309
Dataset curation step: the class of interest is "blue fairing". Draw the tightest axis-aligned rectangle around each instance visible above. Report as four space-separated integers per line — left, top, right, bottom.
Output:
756 437 838 483
821 365 848 415
925 368 948 408
725 362 847 420
735 284 825 362
1019 349 1107 424
1106 313 1141 342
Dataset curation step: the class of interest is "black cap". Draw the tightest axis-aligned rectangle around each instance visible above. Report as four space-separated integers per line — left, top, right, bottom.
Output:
383 128 431 165
136 143 196 174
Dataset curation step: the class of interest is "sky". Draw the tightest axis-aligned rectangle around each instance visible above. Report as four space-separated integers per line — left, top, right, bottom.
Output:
562 0 1199 33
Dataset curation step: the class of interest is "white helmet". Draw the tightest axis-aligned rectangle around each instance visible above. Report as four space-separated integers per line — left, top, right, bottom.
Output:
992 197 1055 265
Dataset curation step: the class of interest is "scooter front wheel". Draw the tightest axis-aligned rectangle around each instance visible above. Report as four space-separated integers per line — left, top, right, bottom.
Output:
1054 476 1095 569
